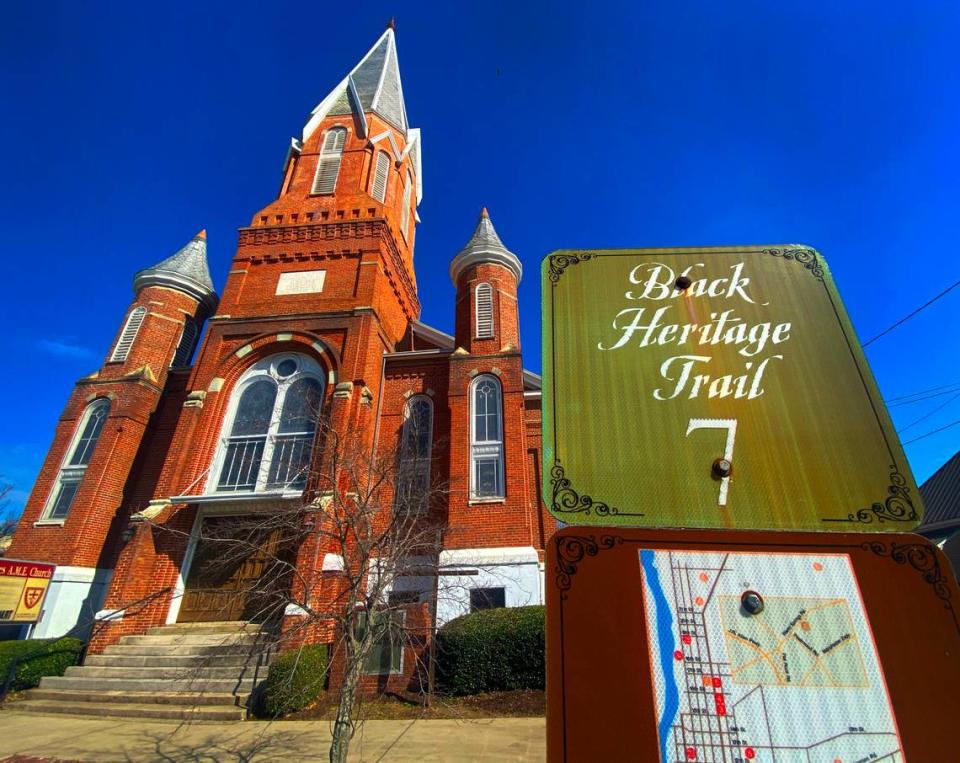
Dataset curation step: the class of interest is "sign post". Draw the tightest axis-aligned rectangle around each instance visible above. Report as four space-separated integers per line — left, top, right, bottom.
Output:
542 247 923 530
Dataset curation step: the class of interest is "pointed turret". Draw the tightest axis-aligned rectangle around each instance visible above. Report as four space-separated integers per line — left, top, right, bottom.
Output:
450 208 522 285
133 231 218 312
451 209 523 353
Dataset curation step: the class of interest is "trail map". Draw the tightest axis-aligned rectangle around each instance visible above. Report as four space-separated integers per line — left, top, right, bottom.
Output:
639 550 903 763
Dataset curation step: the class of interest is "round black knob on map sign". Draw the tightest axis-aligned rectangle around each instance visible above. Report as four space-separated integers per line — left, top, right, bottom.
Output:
712 458 733 478
741 590 764 615
675 275 692 290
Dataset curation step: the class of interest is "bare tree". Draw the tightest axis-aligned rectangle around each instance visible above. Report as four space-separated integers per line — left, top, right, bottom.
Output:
0 480 18 541
148 417 454 763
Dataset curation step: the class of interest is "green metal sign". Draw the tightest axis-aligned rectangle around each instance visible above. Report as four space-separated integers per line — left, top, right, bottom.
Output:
542 246 923 531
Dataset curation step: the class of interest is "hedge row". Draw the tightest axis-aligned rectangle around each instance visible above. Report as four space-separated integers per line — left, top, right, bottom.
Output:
0 637 84 692
435 605 544 695
259 643 329 717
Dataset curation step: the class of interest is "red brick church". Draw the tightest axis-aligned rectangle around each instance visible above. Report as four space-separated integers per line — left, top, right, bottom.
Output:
9 26 551 656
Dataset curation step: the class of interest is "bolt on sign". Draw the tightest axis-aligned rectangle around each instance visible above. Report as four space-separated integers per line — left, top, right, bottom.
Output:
542 247 923 531
0 559 55 623
547 527 960 762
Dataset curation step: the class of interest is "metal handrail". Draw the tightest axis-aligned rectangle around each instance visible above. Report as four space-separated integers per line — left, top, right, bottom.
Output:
0 586 173 701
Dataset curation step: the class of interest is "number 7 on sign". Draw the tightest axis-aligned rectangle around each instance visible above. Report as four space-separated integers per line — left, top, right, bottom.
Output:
686 418 738 507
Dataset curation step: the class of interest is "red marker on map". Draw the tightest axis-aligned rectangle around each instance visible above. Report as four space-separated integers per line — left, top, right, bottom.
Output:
685 747 697 760
674 650 684 661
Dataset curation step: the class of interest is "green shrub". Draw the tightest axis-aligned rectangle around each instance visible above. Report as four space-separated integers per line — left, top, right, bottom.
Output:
436 605 544 695
259 643 329 717
0 637 84 692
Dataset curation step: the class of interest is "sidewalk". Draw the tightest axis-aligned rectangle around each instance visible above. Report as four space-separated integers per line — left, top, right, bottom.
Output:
0 711 545 762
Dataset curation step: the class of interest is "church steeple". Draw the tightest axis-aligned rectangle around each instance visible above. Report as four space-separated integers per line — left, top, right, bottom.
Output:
303 26 410 140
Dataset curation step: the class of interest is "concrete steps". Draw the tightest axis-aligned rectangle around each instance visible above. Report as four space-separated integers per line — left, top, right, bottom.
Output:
7 621 274 722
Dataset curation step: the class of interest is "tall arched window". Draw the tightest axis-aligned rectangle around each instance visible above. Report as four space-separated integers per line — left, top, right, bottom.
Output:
43 398 111 520
311 127 347 195
470 375 504 499
400 170 413 239
110 306 147 362
371 151 390 202
171 317 198 367
398 395 433 512
475 283 494 339
213 353 325 493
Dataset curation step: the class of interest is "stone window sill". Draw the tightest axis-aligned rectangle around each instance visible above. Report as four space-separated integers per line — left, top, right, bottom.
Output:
33 519 66 527
468 498 506 506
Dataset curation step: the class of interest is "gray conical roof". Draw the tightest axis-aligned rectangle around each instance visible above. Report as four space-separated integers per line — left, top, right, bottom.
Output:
133 231 218 310
450 208 522 285
308 27 408 134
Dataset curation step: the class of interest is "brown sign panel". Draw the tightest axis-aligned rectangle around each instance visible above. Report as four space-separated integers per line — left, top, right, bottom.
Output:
0 558 55 623
542 247 923 530
547 527 959 762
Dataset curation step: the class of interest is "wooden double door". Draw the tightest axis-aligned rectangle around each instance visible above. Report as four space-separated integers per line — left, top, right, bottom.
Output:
178 515 294 624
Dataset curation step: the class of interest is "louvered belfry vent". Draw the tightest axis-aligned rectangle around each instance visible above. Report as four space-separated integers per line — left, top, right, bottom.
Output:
172 318 198 367
475 283 494 338
111 306 147 363
400 171 412 238
372 151 390 202
312 127 347 195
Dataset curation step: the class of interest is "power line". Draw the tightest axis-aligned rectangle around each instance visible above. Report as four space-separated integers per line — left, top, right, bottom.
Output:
903 418 960 445
886 380 960 403
863 278 960 348
898 391 960 433
887 385 960 408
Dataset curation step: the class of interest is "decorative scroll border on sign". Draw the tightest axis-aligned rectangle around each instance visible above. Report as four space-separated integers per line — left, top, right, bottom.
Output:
760 247 824 280
864 540 958 632
555 534 622 599
547 253 595 284
822 467 918 526
550 462 644 520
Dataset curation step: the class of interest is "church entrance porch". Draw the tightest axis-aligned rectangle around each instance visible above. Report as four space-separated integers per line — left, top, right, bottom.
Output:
177 514 295 624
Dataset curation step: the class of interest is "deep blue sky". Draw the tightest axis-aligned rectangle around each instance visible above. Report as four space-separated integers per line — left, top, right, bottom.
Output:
1 2 958 515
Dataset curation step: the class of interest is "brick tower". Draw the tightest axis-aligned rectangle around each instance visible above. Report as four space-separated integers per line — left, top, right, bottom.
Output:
8 232 217 637
87 25 426 647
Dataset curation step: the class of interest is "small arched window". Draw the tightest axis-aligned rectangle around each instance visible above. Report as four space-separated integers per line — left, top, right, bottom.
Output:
400 170 413 239
110 306 147 362
171 317 198 367
398 396 433 512
43 398 110 520
312 127 347 195
371 151 390 203
470 375 504 499
213 353 325 493
475 283 494 339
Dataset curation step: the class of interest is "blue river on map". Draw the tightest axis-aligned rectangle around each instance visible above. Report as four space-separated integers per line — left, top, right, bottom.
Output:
640 549 679 763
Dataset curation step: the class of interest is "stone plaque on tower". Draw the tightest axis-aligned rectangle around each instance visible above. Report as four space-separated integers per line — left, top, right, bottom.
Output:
541 246 923 531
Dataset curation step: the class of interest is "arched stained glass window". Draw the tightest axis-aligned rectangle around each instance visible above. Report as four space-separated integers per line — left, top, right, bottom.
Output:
312 127 347 195
43 398 111 521
214 354 325 493
398 395 433 513
470 376 504 499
